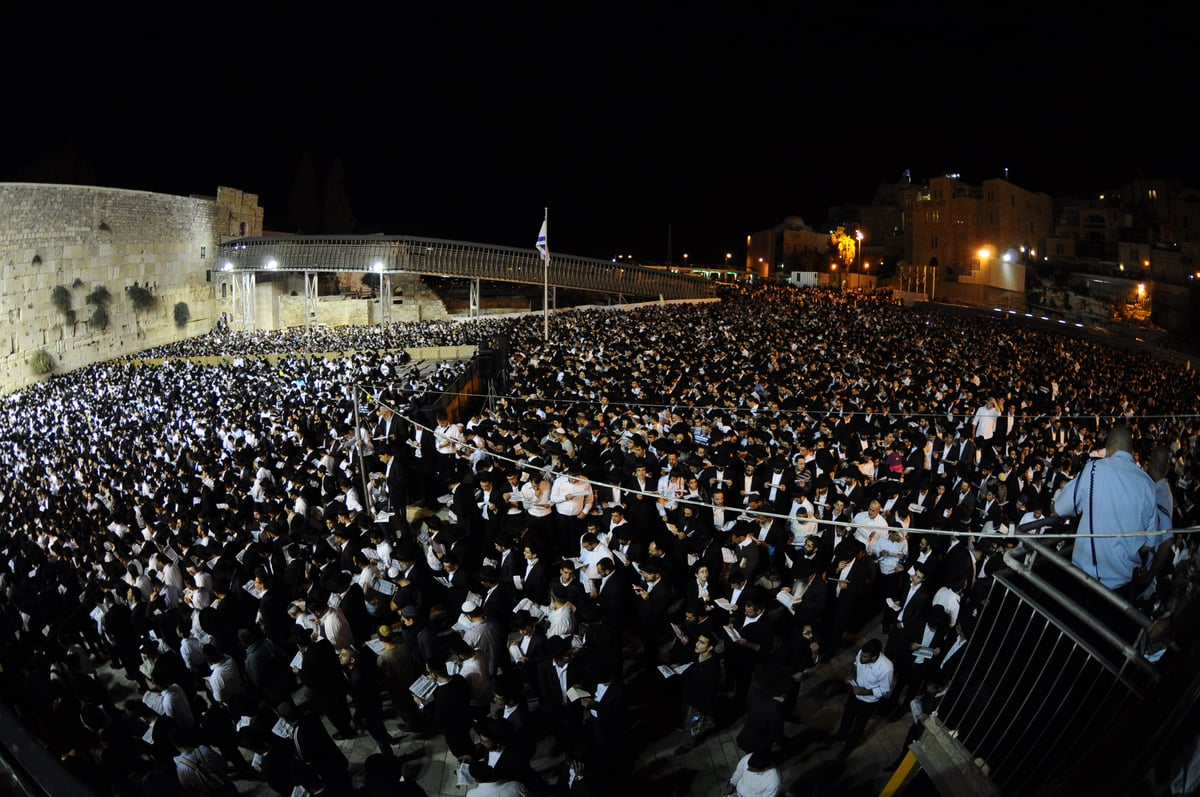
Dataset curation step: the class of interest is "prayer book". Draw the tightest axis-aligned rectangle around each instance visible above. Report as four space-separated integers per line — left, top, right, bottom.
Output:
409 674 438 702
657 662 693 678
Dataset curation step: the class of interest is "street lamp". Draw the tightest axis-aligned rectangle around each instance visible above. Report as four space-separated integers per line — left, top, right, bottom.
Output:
855 230 864 272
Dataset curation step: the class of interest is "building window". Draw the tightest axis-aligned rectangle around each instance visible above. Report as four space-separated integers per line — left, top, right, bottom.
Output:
200 246 206 259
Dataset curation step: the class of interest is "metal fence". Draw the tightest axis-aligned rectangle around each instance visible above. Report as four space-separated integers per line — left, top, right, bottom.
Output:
919 534 1165 796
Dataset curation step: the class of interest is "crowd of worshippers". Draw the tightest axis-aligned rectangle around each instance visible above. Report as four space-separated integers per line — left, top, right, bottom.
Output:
0 285 1198 796
128 317 490 360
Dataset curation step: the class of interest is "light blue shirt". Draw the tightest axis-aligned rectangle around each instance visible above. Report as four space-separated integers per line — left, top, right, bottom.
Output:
1054 452 1159 590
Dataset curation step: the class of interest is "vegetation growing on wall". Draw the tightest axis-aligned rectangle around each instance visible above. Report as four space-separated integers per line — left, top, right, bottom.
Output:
86 285 112 331
89 306 110 330
49 285 78 325
87 286 111 306
50 285 71 315
174 302 190 328
127 283 156 312
29 349 54 375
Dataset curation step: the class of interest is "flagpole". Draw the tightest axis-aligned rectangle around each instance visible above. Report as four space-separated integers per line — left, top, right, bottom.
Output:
542 207 549 342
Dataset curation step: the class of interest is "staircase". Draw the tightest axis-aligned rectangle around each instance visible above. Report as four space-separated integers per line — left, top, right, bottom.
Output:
391 274 450 321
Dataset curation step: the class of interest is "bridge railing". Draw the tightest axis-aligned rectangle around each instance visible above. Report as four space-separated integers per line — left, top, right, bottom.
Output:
216 235 717 300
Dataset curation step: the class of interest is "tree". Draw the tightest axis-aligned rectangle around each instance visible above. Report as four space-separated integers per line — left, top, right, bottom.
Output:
831 229 857 268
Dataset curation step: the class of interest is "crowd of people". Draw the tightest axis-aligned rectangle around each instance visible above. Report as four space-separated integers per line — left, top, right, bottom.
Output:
0 285 1198 796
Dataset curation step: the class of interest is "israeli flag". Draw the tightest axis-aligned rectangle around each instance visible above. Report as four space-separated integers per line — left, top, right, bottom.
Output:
536 219 550 265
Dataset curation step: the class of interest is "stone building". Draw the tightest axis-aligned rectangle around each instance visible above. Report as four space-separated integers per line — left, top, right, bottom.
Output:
910 175 1052 294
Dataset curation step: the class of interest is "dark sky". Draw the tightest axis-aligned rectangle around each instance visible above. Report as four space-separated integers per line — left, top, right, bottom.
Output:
3 7 1195 267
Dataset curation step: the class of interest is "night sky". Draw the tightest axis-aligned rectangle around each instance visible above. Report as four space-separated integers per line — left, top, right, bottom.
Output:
3 7 1195 266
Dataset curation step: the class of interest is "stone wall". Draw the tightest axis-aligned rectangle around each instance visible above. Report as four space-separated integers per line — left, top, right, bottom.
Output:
278 294 370 328
0 183 262 394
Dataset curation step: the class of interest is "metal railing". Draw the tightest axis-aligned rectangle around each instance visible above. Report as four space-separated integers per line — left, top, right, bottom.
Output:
917 524 1167 796
215 235 718 301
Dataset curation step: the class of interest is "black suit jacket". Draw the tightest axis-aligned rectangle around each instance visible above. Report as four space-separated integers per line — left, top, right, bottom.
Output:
730 612 774 670
293 711 348 772
300 638 350 699
258 586 294 649
517 558 552 606
632 576 673 633
791 576 830 628
480 582 515 627
532 657 582 729
888 580 931 636
549 575 588 610
594 569 630 628
939 541 975 590
736 686 786 755
431 674 474 758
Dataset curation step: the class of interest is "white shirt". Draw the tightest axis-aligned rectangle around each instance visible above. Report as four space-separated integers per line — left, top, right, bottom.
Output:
206 654 247 706
973 404 999 440
551 475 593 517
578 542 613 581
851 650 894 703
521 481 552 518
728 752 782 797
553 661 570 701
143 683 194 729
851 509 887 544
868 533 907 575
435 422 464 455
932 586 962 626
321 606 354 649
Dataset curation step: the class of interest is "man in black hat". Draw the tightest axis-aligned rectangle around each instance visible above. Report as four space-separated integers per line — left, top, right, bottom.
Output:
508 608 549 676
276 699 354 795
621 458 661 538
761 456 794 513
471 716 546 793
471 470 504 550
726 588 775 706
292 625 356 740
478 563 514 632
631 557 673 667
